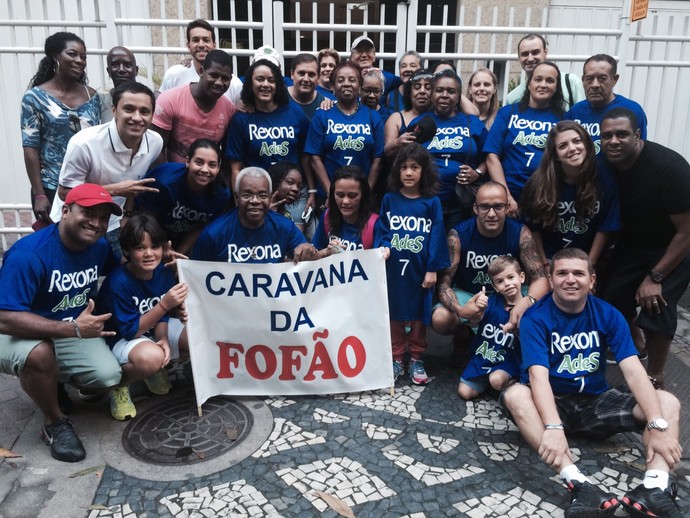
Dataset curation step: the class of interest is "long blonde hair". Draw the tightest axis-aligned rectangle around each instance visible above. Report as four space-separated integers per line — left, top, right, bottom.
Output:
467 68 498 129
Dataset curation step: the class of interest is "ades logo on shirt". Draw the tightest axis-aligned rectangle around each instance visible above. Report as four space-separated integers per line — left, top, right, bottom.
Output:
508 114 556 148
428 125 469 151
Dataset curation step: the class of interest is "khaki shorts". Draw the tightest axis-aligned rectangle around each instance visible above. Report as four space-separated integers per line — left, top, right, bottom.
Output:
0 334 121 389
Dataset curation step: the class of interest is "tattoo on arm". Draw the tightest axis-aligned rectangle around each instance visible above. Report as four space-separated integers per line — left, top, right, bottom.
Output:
520 228 546 282
437 230 461 310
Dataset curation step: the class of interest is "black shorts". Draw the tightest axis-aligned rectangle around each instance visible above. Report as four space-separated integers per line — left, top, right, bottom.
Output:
554 388 643 440
600 248 690 338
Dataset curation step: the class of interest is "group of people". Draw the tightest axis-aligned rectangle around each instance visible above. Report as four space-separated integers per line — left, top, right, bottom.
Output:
7 21 690 517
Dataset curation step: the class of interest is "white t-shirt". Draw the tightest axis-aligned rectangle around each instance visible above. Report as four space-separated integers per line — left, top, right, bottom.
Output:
50 120 164 231
159 64 242 105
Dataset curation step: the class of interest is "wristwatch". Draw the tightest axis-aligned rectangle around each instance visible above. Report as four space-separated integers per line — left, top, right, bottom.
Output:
649 270 664 283
646 418 669 431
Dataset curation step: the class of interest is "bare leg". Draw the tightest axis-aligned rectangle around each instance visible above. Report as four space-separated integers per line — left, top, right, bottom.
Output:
503 383 574 472
19 341 63 423
119 341 165 386
632 390 681 472
644 330 672 385
431 306 460 335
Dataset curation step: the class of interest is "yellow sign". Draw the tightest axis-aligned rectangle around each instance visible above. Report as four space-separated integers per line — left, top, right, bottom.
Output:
631 0 649 22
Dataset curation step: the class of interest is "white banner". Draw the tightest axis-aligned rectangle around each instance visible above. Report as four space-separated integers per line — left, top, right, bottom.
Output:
177 249 393 408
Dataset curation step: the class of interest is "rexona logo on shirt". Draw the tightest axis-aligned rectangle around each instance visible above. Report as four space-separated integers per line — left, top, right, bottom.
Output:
388 214 431 253
48 266 99 293
508 114 556 148
132 295 163 315
428 125 469 151
227 243 282 263
551 330 601 374
328 120 370 151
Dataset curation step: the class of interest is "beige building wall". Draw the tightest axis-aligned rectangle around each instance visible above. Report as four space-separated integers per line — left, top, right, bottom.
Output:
148 0 212 88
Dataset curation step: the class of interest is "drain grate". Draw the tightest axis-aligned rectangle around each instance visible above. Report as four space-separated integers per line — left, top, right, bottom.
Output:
122 395 253 465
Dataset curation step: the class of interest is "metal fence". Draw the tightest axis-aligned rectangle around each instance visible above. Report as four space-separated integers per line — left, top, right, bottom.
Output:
0 0 688 221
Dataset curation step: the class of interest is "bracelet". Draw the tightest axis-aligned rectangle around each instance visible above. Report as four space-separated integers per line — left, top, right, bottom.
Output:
307 189 318 194
158 300 169 312
71 319 82 339
475 168 484 176
544 423 564 430
33 193 48 199
527 295 537 305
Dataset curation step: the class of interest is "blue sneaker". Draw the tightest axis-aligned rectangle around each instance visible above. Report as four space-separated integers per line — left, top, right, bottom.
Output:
392 361 404 382
409 359 429 385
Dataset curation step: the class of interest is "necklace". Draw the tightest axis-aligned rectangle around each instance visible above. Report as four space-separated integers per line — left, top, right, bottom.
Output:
335 101 359 115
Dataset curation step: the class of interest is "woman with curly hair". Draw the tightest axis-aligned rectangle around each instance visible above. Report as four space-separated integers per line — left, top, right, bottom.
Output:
484 61 565 215
21 32 101 225
520 120 620 269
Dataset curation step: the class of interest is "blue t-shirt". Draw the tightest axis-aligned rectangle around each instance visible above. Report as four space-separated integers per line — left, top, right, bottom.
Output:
453 217 523 292
566 95 648 154
224 102 309 172
376 104 392 123
312 212 370 251
135 162 230 248
484 104 561 201
192 209 306 263
0 224 115 321
461 293 521 381
97 263 175 347
386 88 404 112
413 112 488 201
375 192 449 323
304 104 385 197
520 293 638 395
524 171 621 259
316 84 335 101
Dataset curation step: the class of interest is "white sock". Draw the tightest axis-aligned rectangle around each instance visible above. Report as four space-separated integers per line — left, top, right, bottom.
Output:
643 470 669 490
560 464 589 484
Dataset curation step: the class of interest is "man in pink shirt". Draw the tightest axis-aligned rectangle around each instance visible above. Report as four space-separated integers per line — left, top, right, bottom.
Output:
152 50 235 164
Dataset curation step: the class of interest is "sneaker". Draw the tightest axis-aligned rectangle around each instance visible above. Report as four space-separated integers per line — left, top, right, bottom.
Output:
144 368 172 395
109 386 136 421
57 383 72 414
621 483 683 518
77 388 103 402
409 359 430 385
392 361 404 382
41 417 86 462
565 481 619 517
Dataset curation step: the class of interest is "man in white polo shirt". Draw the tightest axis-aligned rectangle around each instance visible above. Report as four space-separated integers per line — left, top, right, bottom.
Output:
51 81 163 258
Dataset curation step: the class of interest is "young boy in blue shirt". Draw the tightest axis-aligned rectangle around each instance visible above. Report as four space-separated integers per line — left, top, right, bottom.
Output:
97 214 188 420
459 255 522 399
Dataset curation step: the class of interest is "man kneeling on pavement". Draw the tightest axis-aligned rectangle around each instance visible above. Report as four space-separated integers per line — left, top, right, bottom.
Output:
503 247 683 517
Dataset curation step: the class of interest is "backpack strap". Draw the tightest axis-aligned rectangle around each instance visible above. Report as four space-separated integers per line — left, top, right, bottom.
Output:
564 73 574 107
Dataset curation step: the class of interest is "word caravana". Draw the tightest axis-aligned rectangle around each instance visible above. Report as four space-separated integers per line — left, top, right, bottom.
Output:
206 258 369 298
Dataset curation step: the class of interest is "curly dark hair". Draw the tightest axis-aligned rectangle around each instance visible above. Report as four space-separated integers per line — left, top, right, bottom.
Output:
520 121 599 229
29 32 87 88
327 166 373 237
518 61 565 117
388 143 438 197
240 59 290 108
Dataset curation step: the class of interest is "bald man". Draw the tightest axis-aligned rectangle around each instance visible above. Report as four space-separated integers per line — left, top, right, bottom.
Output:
99 46 139 122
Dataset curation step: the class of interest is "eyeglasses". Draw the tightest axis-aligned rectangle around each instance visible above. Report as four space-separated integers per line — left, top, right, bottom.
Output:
239 192 270 201
475 203 508 214
67 110 81 134
361 88 382 96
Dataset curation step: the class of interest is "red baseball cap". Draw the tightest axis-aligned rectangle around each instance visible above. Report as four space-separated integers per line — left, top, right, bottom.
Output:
64 184 123 216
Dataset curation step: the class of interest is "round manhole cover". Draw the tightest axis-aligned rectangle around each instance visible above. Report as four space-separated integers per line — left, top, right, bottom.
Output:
122 395 253 465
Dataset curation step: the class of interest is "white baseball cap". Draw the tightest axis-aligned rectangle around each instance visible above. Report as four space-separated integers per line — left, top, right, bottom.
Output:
252 45 282 69
351 36 375 52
